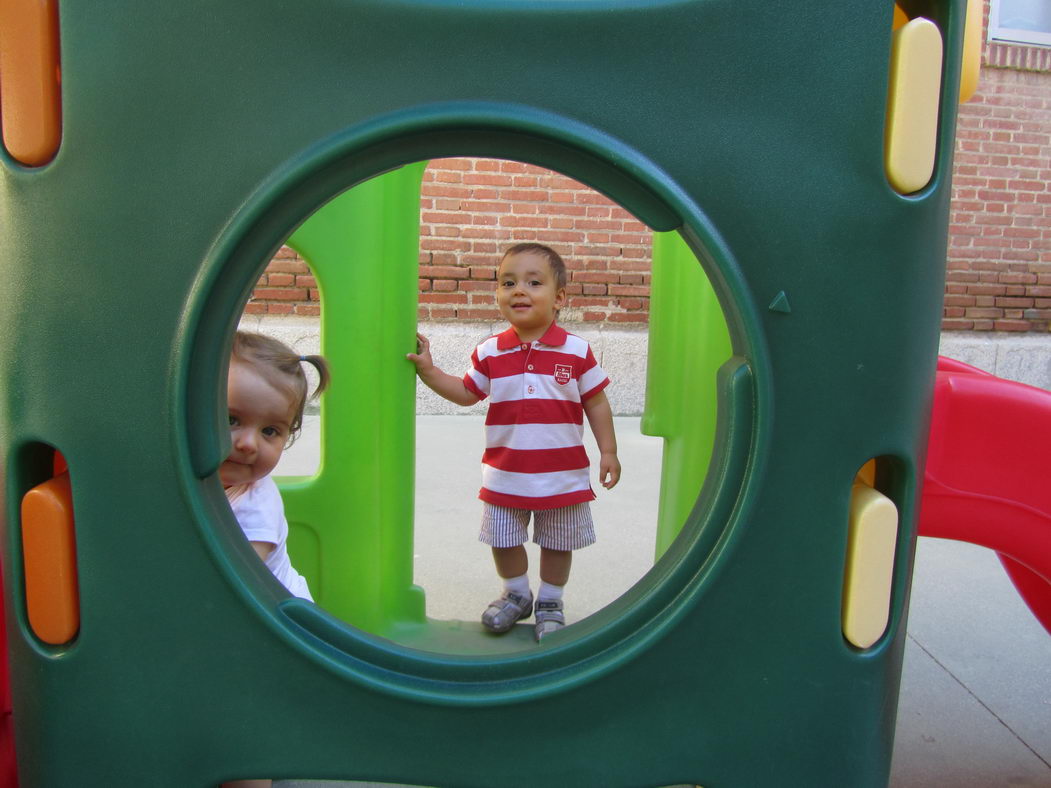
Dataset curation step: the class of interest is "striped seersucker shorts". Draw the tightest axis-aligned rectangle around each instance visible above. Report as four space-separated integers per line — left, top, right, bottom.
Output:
479 502 596 551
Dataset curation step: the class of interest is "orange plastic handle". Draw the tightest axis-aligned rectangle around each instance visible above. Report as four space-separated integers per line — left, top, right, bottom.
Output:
21 471 79 644
0 0 62 166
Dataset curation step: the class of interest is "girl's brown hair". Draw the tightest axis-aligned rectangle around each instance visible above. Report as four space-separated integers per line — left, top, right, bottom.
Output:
230 331 330 443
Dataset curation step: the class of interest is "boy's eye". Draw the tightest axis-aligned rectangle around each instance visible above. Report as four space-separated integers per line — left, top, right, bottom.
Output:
529 280 541 287
228 415 238 427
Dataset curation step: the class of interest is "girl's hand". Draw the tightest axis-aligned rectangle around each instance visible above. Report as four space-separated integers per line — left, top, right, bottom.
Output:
406 332 433 372
598 452 621 490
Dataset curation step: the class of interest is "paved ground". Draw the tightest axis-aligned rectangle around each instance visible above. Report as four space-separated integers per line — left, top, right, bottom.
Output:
270 415 1050 787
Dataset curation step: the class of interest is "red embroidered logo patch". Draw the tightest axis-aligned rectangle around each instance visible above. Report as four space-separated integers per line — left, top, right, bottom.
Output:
554 364 572 385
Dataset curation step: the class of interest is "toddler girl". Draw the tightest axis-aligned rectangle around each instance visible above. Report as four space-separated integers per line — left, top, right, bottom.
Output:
221 330 329 601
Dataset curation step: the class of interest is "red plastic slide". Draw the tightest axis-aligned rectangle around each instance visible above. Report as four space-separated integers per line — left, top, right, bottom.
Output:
919 357 1051 636
0 570 17 788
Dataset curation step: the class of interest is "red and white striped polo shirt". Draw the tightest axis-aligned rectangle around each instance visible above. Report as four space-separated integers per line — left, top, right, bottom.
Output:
462 323 610 510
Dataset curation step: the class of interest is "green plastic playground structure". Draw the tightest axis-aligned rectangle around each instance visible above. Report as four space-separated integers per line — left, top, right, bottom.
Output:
0 1 969 785
644 231 733 559
279 164 428 635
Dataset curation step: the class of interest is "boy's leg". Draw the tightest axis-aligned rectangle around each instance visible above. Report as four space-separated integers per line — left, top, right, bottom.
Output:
539 547 572 586
492 545 529 579
534 548 570 641
532 502 595 640
480 505 533 633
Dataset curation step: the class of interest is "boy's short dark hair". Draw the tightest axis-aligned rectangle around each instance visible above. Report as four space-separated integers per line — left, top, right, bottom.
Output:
502 242 567 290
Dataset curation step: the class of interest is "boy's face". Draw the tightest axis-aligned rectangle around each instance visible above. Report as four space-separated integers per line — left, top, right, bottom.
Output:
221 361 295 488
495 251 566 341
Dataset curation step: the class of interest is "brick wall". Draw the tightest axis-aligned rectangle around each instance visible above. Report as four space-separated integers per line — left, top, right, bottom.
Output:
245 245 319 317
251 3 1051 333
417 159 651 324
943 12 1051 332
249 159 651 323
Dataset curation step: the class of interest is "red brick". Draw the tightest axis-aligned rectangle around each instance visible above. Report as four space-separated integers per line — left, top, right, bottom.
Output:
457 280 496 292
420 293 468 304
254 288 307 301
966 283 1007 295
609 285 650 297
993 319 1031 331
419 265 469 279
265 260 310 274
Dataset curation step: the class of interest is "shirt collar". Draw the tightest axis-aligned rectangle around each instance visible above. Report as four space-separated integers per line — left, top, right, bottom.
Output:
496 323 568 350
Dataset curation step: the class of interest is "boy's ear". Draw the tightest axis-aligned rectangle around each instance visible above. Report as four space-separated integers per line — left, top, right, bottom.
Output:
555 287 567 309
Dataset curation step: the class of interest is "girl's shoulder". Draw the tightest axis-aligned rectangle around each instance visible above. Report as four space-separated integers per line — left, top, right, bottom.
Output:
229 475 281 513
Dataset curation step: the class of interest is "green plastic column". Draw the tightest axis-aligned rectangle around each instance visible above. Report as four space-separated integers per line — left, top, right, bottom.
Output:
642 231 732 558
278 163 428 634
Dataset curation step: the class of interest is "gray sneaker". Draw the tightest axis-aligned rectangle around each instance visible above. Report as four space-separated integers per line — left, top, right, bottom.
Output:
481 591 533 633
534 599 565 642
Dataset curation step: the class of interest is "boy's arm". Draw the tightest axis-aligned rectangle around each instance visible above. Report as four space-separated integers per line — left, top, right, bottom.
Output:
583 390 621 489
407 332 480 407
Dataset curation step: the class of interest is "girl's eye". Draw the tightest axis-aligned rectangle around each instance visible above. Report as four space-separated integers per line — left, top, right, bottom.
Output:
262 426 281 438
530 280 541 286
228 415 238 427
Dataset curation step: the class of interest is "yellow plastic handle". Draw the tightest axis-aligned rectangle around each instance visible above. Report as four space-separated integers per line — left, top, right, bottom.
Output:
885 17 944 194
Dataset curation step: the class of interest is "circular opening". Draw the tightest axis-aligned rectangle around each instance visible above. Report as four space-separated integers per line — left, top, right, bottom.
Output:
182 113 762 702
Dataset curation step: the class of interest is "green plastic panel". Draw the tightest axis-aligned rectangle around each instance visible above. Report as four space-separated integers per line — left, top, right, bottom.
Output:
643 230 733 558
279 164 427 634
0 1 968 785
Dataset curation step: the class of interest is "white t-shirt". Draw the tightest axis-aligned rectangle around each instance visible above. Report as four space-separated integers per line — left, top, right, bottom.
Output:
228 475 313 601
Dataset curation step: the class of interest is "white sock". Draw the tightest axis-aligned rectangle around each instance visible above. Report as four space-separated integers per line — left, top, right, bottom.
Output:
502 573 531 599
537 580 564 602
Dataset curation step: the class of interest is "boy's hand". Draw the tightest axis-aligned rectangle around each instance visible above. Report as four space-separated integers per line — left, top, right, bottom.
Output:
406 332 433 372
598 452 621 490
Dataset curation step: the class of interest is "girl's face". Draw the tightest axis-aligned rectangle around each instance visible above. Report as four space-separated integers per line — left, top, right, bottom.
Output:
221 361 296 488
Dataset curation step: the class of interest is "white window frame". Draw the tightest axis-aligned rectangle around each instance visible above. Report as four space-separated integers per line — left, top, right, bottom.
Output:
989 0 1051 47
